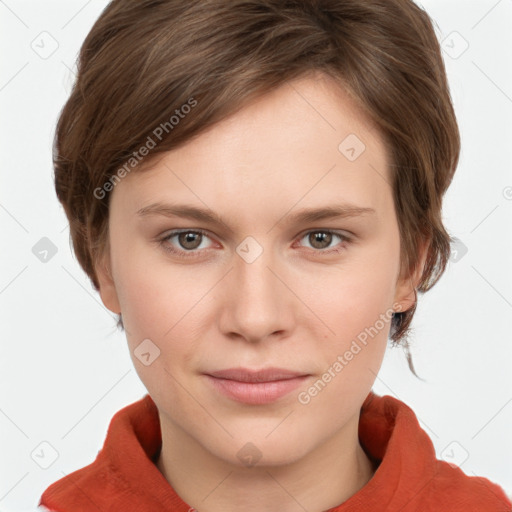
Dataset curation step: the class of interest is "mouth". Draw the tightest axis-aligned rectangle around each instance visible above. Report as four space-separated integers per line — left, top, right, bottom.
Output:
203 367 311 405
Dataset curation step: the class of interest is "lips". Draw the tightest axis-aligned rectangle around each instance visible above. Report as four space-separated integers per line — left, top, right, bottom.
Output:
204 367 311 405
205 367 309 382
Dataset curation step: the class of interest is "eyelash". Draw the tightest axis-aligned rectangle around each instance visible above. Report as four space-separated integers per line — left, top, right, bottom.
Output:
158 229 351 259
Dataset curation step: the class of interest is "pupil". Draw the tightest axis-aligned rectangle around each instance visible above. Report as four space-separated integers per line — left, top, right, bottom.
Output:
181 232 200 249
311 232 331 248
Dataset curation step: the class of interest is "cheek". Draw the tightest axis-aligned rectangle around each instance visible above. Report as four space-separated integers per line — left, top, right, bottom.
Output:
301 247 399 342
112 243 213 357
111 251 206 396
110 243 174 337
293 260 395 422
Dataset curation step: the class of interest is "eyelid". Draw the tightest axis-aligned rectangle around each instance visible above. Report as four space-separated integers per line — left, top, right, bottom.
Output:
296 227 352 242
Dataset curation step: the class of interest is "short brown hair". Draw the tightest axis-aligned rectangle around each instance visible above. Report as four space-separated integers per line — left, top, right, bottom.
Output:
53 0 460 371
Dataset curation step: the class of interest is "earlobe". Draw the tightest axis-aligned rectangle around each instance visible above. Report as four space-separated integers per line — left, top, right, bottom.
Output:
95 252 121 314
394 238 430 313
394 277 417 314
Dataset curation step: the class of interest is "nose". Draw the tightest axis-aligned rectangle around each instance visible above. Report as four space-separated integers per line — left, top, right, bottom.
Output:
217 240 295 344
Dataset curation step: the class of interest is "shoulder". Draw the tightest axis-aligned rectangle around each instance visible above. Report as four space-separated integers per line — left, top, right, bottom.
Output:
361 393 511 511
419 460 512 511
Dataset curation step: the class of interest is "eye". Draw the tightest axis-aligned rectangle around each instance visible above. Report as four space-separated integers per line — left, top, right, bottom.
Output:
159 229 213 258
296 230 350 254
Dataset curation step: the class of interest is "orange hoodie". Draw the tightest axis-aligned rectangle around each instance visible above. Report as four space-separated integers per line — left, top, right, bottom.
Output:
39 392 511 511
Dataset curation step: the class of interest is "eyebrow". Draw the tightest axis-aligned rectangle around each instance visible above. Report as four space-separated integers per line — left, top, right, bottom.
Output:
136 202 375 229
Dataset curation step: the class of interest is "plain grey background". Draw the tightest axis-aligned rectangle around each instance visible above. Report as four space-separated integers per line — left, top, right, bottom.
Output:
1 0 511 510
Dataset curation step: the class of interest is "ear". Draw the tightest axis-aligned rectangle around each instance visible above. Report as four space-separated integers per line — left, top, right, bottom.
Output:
95 247 121 314
393 237 430 313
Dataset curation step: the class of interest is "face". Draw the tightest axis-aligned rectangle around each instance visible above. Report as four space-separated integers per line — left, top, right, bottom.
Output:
97 73 419 468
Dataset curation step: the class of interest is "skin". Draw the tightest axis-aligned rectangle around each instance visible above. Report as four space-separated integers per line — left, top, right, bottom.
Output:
96 72 427 512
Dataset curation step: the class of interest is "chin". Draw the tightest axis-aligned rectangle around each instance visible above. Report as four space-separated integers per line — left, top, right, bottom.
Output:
212 427 313 469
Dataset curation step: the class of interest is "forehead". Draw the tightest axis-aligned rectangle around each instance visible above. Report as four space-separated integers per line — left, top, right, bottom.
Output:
112 74 392 222
163 73 385 165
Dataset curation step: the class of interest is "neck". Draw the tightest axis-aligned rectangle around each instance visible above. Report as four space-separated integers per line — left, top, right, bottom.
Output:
156 411 375 512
